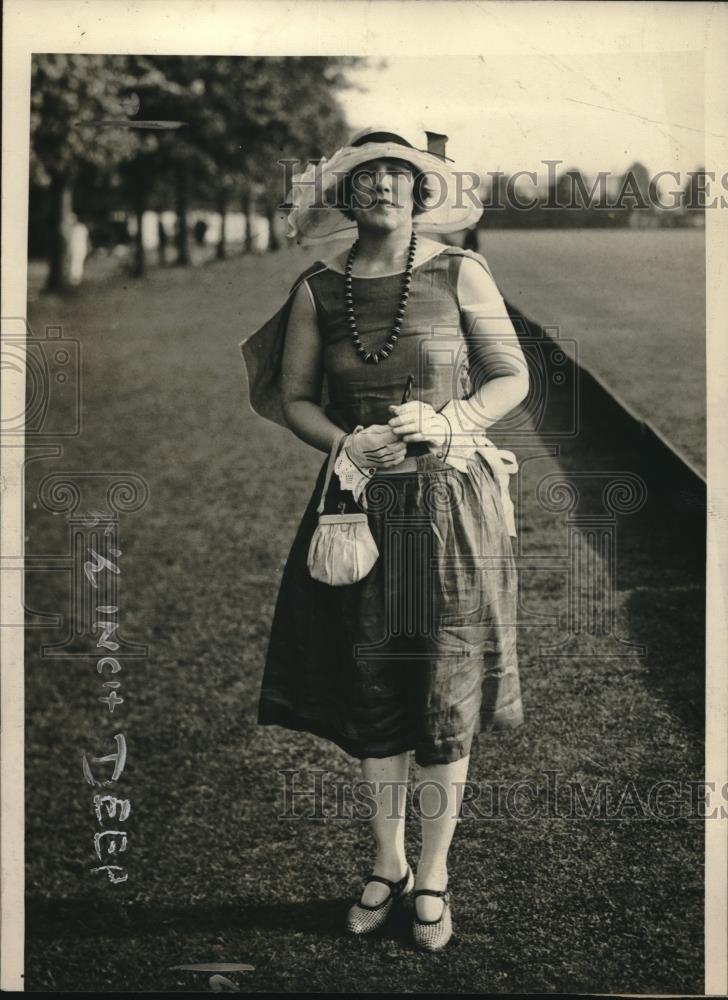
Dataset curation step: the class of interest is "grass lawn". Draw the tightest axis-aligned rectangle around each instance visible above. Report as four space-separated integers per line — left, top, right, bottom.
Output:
477 228 706 476
23 245 704 993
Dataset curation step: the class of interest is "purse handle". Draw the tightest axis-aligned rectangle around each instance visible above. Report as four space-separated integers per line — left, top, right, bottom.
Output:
317 431 349 514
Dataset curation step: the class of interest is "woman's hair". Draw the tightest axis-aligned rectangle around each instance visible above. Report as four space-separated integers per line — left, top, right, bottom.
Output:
333 159 434 220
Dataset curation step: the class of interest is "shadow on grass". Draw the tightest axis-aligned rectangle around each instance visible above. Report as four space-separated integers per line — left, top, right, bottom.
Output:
27 895 351 939
26 894 432 952
504 301 705 734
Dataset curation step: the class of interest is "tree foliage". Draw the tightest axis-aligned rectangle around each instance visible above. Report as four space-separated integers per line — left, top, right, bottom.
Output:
30 54 139 186
29 54 361 289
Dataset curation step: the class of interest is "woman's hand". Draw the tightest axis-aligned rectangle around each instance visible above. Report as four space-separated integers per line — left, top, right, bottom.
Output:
346 424 408 471
387 401 450 451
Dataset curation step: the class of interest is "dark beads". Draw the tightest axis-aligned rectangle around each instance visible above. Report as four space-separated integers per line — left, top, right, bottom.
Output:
345 231 417 364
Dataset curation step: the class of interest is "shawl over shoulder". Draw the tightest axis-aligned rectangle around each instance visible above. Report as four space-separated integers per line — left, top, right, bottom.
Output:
238 246 496 431
238 259 328 430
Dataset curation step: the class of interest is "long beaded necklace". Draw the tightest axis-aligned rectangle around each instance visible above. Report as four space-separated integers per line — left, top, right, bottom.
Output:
344 229 417 364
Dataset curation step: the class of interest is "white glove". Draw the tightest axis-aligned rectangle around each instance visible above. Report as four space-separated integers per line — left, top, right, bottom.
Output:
345 423 408 472
386 401 451 457
334 424 407 507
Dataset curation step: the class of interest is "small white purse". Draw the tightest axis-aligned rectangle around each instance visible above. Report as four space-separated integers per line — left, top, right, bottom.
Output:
307 433 379 586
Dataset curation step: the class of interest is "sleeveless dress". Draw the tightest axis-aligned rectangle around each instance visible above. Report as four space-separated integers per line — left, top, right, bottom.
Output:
256 246 524 766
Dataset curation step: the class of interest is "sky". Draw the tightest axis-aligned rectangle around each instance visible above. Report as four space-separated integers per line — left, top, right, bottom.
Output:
337 51 705 184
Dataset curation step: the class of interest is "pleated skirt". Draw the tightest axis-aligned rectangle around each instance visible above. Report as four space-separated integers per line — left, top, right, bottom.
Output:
257 450 524 766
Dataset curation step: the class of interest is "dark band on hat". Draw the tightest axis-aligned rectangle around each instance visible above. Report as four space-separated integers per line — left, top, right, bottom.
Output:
350 131 415 149
350 130 454 163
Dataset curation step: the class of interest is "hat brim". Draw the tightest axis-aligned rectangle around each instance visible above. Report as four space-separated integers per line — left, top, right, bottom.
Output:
286 141 484 245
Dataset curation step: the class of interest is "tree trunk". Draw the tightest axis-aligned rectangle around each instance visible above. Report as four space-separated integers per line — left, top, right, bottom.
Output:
45 172 74 293
175 164 190 266
216 189 228 260
132 184 147 278
266 204 280 252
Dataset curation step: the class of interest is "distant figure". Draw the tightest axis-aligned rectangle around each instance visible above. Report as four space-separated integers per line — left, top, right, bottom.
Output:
194 219 208 246
69 215 90 286
157 218 168 263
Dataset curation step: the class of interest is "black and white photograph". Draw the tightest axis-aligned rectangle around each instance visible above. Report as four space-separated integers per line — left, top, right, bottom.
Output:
2 0 727 993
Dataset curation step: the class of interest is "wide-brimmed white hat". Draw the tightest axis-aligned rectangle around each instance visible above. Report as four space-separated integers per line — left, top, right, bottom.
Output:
285 124 484 245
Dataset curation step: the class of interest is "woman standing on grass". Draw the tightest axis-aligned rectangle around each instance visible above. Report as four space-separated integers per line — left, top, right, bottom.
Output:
240 125 529 951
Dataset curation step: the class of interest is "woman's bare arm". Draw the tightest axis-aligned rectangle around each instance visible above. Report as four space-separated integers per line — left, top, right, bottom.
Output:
280 279 408 467
454 255 530 428
280 280 345 454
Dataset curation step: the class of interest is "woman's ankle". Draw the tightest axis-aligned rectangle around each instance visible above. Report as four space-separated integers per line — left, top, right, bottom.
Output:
358 851 409 907
415 863 448 890
373 850 408 880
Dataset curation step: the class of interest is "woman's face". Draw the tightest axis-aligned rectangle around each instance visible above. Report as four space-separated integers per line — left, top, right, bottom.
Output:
346 157 416 233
